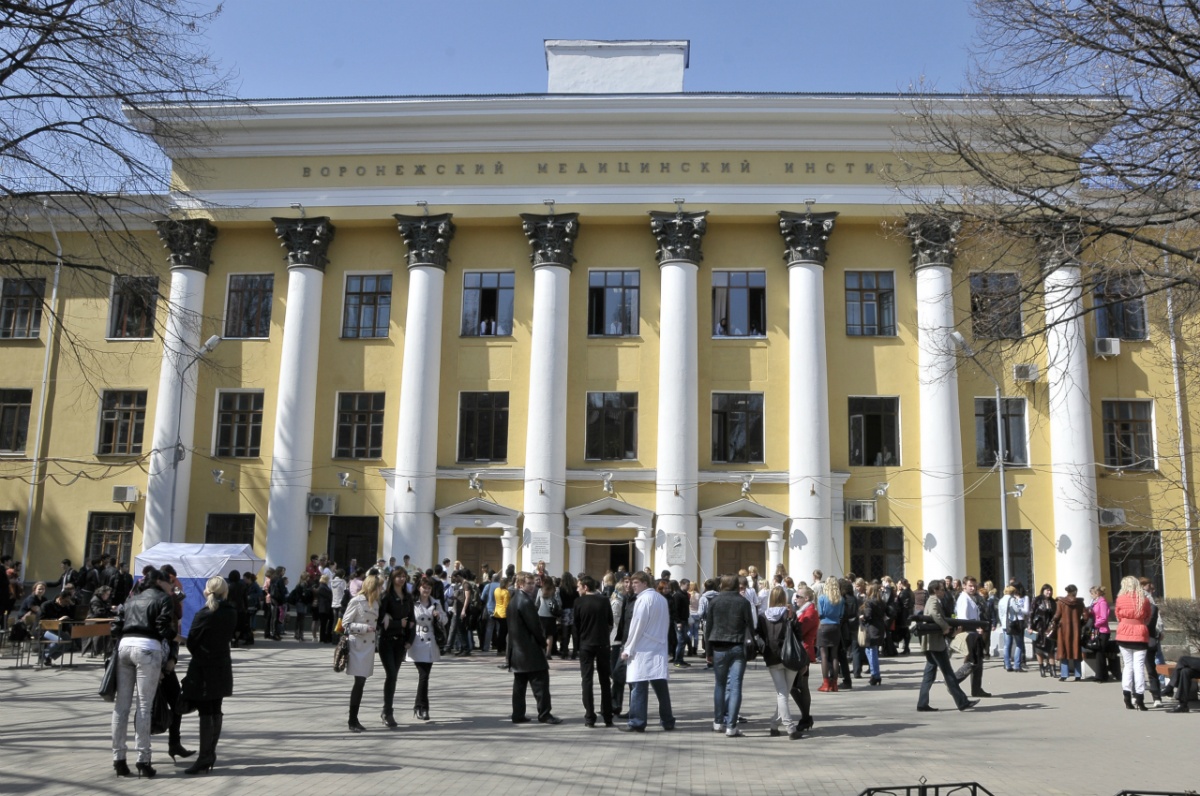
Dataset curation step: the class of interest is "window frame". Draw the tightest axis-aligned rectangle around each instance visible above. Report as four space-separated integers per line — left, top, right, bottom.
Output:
1101 399 1156 471
333 391 386 460
849 526 905 581
711 270 768 338
85 512 134 567
107 275 159 340
973 397 1029 467
204 513 256 546
0 510 16 559
844 270 897 337
460 270 515 338
212 389 265 459
223 272 274 340
968 271 1023 340
96 389 147 456
710 391 766 464
0 277 46 340
340 271 393 339
1094 274 1149 341
456 391 510 463
586 269 641 337
0 388 33 454
584 391 639 461
848 395 901 467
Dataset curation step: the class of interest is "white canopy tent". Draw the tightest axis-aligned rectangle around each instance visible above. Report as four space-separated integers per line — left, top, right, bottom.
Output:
135 543 265 635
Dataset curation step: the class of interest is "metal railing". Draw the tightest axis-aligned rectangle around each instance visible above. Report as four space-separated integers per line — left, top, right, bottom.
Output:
857 782 995 796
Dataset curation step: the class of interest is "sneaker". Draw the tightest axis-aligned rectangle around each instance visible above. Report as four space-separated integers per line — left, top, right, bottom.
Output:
712 722 725 732
725 727 744 738
1152 699 1164 708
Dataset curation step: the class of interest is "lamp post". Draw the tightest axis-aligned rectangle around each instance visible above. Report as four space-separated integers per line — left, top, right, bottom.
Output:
167 334 221 543
950 331 1012 586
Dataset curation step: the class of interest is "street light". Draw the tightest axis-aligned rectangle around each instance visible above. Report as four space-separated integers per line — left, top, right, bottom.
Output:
950 330 1013 585
168 334 221 543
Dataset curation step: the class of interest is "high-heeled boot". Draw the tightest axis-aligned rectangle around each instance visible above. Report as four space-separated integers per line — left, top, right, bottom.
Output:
1123 690 1134 709
1134 692 1149 711
184 715 217 775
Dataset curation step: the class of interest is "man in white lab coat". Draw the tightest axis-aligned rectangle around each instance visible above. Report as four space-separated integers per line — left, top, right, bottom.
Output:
619 571 676 732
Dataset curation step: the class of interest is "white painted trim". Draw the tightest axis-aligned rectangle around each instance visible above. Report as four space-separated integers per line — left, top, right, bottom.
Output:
94 388 149 457
699 497 788 523
565 495 655 522
435 496 520 521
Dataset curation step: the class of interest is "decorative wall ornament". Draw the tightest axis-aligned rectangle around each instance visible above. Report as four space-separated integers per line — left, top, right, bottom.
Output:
520 212 580 269
271 216 336 271
153 218 218 273
649 209 709 264
393 213 456 269
1035 218 1085 272
778 210 838 264
906 215 961 270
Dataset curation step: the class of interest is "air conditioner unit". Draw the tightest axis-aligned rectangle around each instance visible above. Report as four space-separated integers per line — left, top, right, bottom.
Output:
845 499 877 523
1094 338 1121 358
1012 363 1039 383
112 486 139 503
307 493 337 516
1098 507 1126 527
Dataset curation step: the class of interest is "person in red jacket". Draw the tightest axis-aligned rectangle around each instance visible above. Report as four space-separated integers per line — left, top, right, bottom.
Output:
1115 575 1153 711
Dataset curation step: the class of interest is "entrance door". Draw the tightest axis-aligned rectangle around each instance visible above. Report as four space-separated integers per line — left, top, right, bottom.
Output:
456 537 503 579
327 516 379 574
584 539 633 579
715 540 765 579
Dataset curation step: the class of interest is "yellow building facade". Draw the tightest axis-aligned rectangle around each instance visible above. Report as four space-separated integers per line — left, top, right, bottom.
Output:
2 41 1195 597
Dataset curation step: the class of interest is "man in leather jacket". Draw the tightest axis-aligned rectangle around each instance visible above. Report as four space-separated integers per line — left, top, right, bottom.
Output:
704 574 755 737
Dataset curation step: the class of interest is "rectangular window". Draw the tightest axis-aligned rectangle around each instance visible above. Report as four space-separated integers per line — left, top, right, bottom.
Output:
342 274 392 338
1108 530 1164 597
979 529 1034 591
86 512 134 567
969 272 1022 339
845 271 896 336
108 276 158 339
711 393 765 464
1102 400 1155 470
461 272 514 337
457 392 509 462
974 397 1029 466
585 392 638 460
849 526 905 581
0 510 16 559
335 392 385 459
587 270 640 336
98 390 147 455
215 391 264 458
224 274 274 339
0 388 33 454
205 513 256 546
1095 274 1148 341
849 396 900 466
712 271 767 337
1 278 45 339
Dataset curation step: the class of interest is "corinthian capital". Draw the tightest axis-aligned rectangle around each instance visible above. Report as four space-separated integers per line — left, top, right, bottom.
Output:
649 210 708 264
393 213 456 270
272 217 336 271
906 215 961 270
520 212 579 269
1035 218 1084 272
778 210 838 265
154 219 217 274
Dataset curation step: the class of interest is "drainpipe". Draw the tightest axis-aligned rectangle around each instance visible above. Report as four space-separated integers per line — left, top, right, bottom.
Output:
1165 251 1197 599
21 203 63 580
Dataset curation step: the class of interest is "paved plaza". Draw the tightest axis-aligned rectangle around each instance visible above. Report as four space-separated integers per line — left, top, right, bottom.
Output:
2 642 1194 795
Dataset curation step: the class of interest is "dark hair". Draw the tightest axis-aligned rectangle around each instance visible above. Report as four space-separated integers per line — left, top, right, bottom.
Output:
560 571 577 593
720 574 738 591
579 575 598 592
160 564 177 577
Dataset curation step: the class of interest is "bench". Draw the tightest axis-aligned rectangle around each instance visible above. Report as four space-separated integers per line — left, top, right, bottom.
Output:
36 618 111 668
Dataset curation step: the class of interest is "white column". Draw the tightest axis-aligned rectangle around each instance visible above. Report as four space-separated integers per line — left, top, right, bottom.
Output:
389 214 456 569
767 528 784 576
699 527 716 582
265 217 335 576
650 210 707 581
519 213 578 576
908 218 967 584
567 525 586 574
500 526 519 573
1043 235 1101 590
779 211 837 579
144 220 218 550
436 526 457 568
634 526 653 572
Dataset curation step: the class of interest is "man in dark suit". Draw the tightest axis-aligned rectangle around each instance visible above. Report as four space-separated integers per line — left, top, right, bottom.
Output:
574 574 614 727
506 571 561 724
58 558 79 594
916 580 977 713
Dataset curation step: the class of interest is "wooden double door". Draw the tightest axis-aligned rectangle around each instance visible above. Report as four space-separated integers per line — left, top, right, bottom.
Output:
715 541 765 580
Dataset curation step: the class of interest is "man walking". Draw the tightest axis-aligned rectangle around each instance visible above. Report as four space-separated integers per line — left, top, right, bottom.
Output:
705 573 755 737
574 575 614 727
619 571 675 732
506 571 561 724
917 580 978 712
955 577 991 697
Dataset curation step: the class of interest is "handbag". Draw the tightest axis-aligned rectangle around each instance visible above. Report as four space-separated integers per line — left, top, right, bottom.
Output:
857 623 868 648
781 614 808 671
150 686 171 735
333 635 349 672
98 653 118 702
334 617 344 635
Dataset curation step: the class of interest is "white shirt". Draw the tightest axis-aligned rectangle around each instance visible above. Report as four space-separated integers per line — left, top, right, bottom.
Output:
623 588 670 683
956 591 981 622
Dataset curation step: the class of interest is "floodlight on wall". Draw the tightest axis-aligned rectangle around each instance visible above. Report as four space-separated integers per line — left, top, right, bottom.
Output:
468 473 483 493
289 202 306 219
740 474 754 498
211 469 235 491
601 472 614 495
338 472 357 492
544 199 555 216
1008 483 1027 498
874 482 890 498
673 197 686 214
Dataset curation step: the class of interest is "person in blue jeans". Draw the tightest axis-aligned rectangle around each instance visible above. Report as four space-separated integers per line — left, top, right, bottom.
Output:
619 571 675 732
704 573 755 737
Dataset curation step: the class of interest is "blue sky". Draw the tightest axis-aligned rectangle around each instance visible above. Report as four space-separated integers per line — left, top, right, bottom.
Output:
201 1 979 98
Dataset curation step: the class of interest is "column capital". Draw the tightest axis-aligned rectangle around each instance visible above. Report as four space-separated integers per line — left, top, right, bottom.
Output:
272 217 336 271
394 213 456 270
154 219 217 274
649 209 708 264
778 210 838 265
906 215 960 270
520 212 579 270
1035 218 1084 272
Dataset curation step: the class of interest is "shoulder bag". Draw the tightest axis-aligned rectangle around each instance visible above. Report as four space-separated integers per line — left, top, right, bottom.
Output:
781 613 808 671
98 652 118 701
333 634 349 672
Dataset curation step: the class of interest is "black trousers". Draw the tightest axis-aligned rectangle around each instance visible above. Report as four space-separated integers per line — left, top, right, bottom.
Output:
512 669 552 721
378 635 405 713
964 631 985 693
609 644 628 712
578 645 613 722
788 667 811 720
349 675 366 721
414 661 432 711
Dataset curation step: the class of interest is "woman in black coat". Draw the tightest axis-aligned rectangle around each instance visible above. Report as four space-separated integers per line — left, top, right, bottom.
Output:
180 576 236 775
315 574 335 644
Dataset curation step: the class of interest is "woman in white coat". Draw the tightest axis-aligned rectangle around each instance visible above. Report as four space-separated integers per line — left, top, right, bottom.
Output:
407 576 448 720
343 570 381 733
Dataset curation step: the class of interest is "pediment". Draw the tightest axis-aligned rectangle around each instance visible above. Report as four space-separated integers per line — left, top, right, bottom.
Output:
699 498 788 523
566 496 653 521
435 497 520 520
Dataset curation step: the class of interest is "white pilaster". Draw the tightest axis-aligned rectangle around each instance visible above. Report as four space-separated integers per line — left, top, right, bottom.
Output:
767 528 784 576
909 218 967 583
634 526 653 572
567 525 586 574
699 527 716 582
1044 241 1101 590
436 526 457 568
501 526 519 573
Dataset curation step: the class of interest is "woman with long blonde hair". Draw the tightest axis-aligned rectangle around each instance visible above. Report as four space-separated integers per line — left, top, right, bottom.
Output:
343 569 382 732
1115 574 1152 710
816 576 844 692
179 575 237 775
